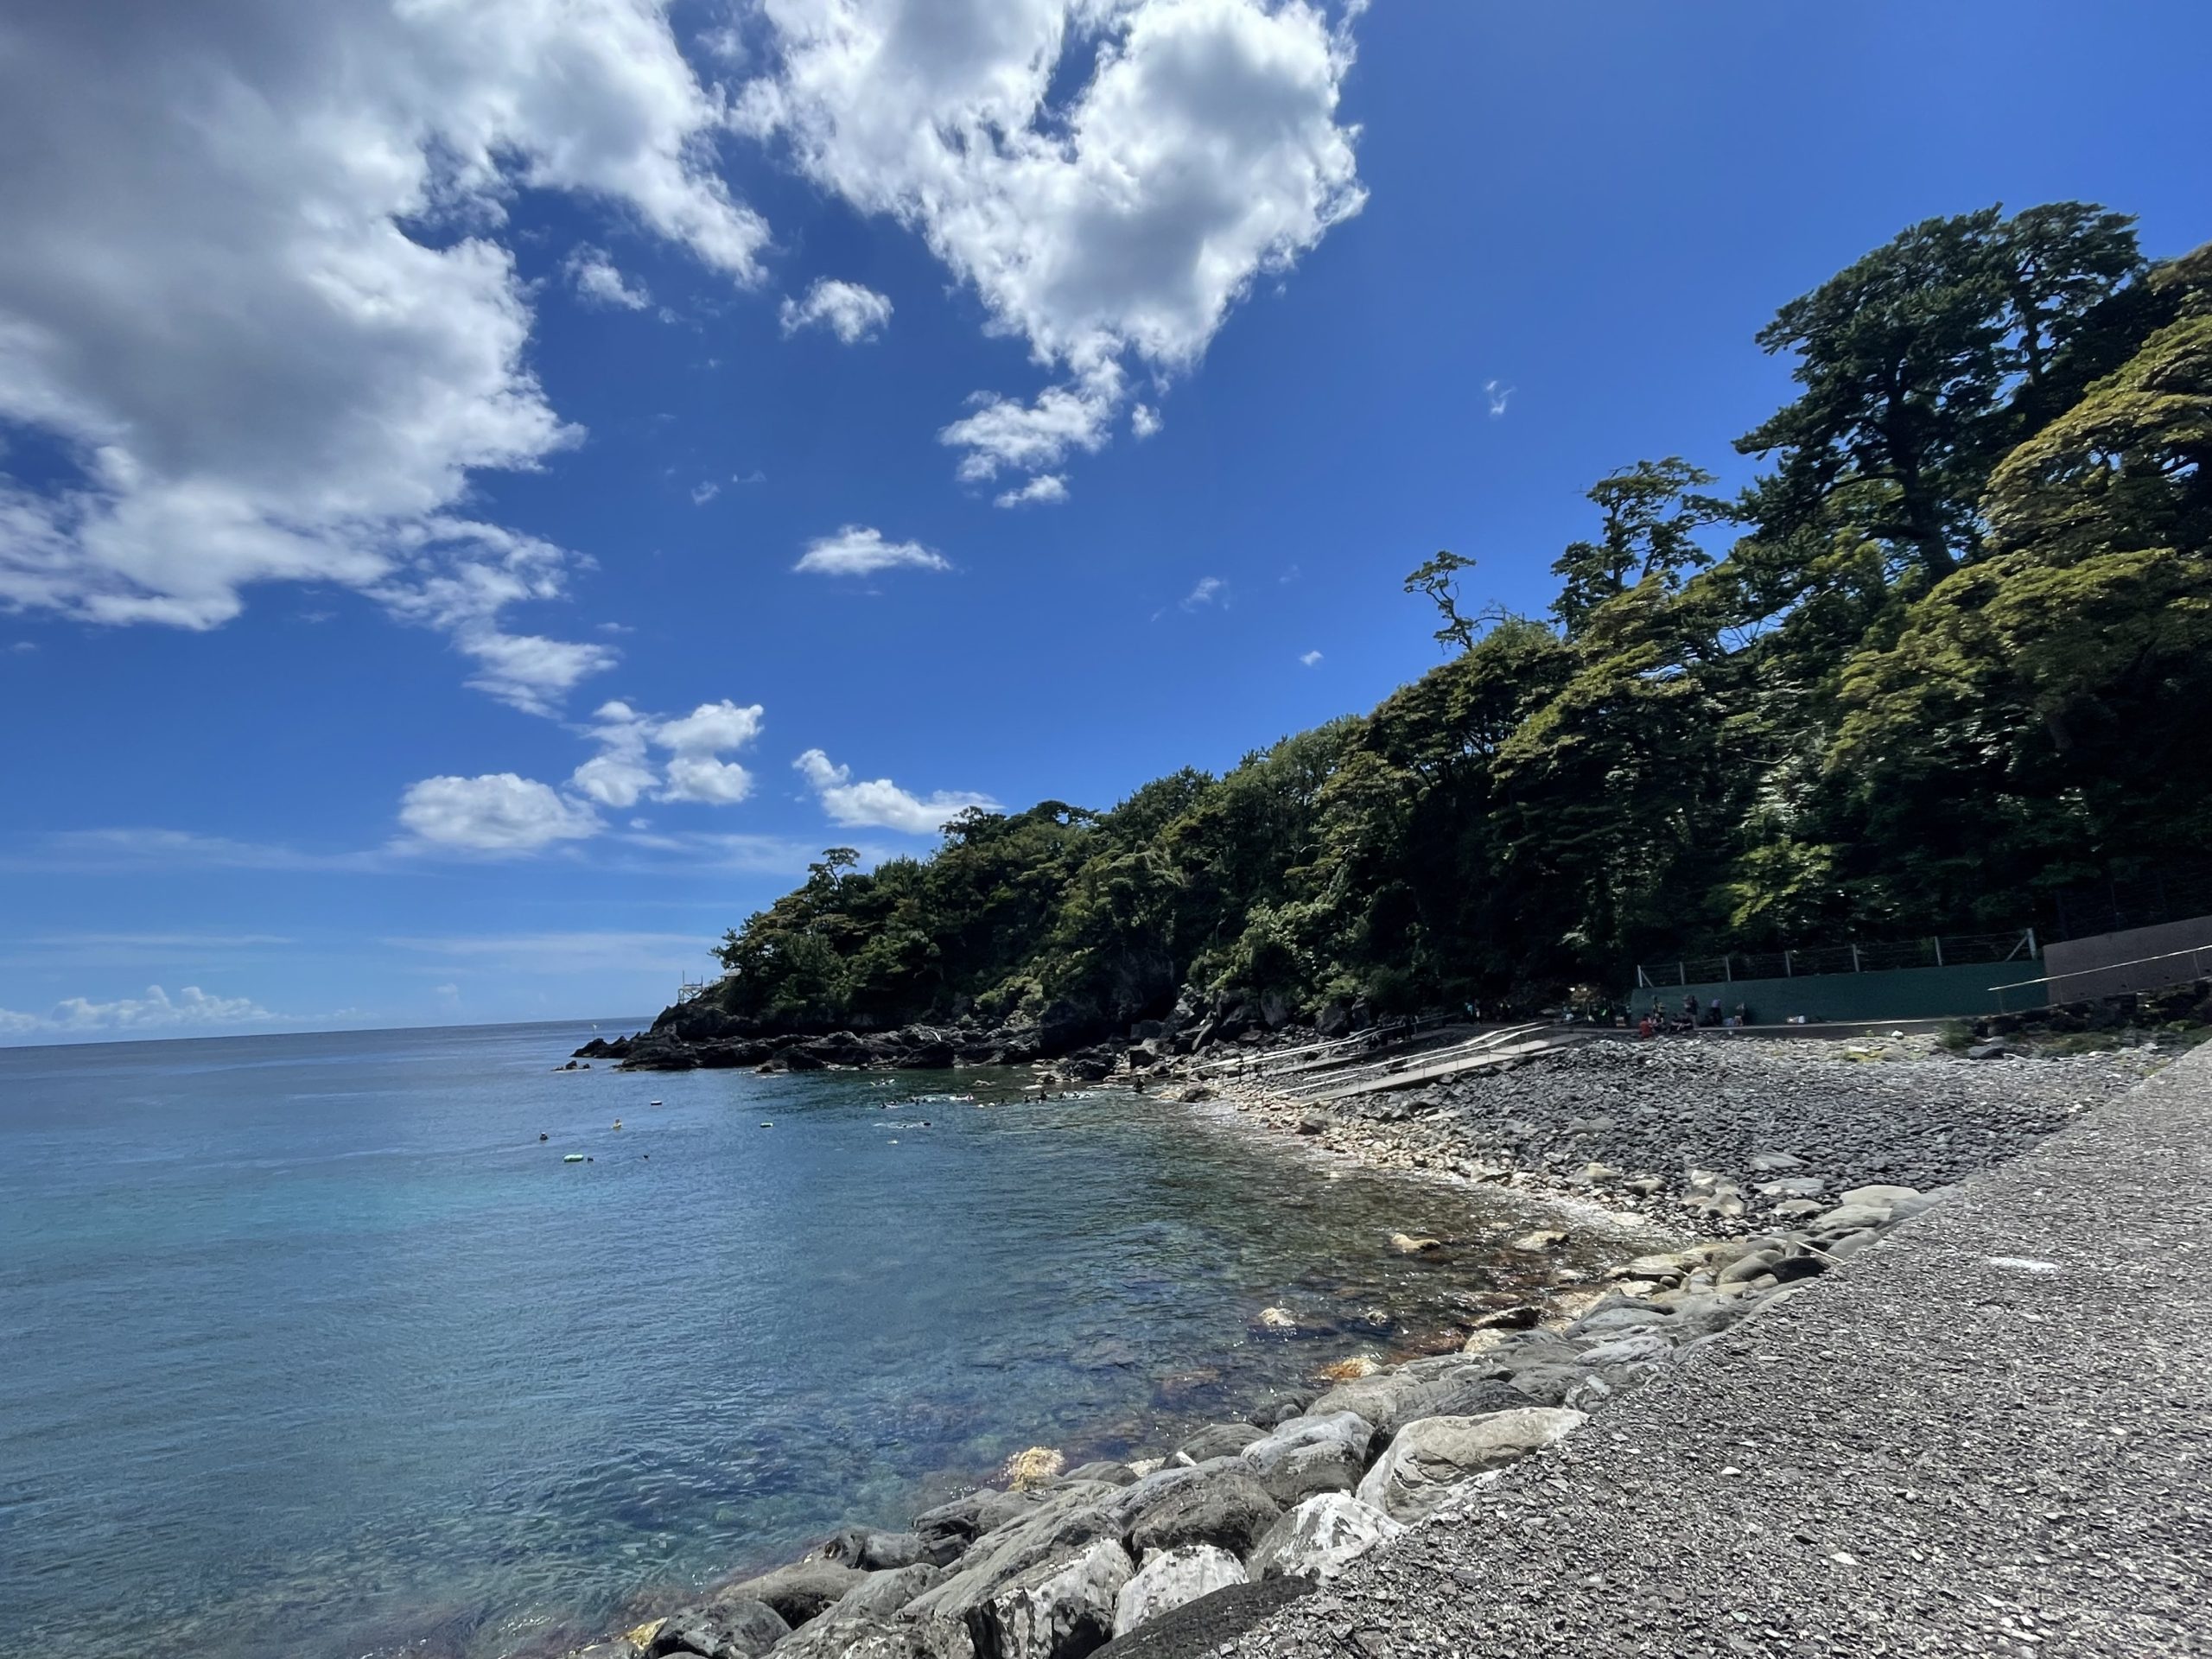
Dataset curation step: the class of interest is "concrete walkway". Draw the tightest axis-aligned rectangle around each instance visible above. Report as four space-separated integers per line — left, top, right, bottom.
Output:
1234 1044 2212 1657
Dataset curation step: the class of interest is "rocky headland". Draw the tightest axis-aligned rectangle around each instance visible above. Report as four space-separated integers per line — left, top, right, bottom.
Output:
529 1022 2183 1659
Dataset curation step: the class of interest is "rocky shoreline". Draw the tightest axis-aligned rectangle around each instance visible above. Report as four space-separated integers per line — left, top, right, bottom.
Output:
528 1032 2171 1659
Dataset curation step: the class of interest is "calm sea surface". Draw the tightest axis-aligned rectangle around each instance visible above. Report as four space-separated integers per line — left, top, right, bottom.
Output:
0 1021 1656 1659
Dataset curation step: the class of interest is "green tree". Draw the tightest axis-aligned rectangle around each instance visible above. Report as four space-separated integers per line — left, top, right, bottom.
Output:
1551 458 1728 636
1402 550 1480 653
1738 202 2140 582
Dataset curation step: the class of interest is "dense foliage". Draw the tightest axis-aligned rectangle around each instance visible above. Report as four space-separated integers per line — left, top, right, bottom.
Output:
708 207 2211 1037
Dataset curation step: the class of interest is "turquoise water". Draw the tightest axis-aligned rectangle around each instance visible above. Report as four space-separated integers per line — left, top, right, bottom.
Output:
0 1022 1640 1659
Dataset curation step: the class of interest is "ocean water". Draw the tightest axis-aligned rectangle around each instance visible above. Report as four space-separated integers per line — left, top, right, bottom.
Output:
0 1021 1656 1659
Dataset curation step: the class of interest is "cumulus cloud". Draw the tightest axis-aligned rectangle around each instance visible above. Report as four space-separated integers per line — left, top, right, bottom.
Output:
1300 648 1323 666
397 773 604 852
1130 404 1163 440
779 277 894 342
1484 378 1514 417
740 0 1364 491
994 474 1070 509
941 366 1122 483
567 246 652 310
794 525 950 577
0 0 765 703
794 749 997 836
656 700 767 753
0 983 279 1039
569 697 766 809
661 755 755 804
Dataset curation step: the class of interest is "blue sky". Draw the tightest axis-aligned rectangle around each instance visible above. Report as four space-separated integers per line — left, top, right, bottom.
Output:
3 0 2206 1041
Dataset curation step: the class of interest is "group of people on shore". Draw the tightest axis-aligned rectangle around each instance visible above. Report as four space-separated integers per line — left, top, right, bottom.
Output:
1634 994 1754 1037
1557 994 1754 1035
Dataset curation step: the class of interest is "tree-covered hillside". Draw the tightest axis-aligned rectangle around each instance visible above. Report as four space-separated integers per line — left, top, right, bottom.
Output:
698 207 2211 1042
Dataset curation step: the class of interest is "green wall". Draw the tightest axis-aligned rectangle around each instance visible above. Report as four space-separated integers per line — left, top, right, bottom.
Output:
1632 960 2048 1022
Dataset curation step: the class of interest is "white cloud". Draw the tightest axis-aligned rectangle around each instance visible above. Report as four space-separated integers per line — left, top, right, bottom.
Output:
569 696 766 809
570 750 662 810
1484 378 1514 417
794 748 997 836
397 774 603 852
1131 404 1163 440
1300 648 1322 666
0 0 765 703
1183 575 1228 609
942 365 1122 483
779 278 894 343
691 480 721 505
654 699 767 753
741 0 1364 489
661 754 755 804
794 525 950 577
567 245 652 310
0 983 279 1039
994 474 1070 509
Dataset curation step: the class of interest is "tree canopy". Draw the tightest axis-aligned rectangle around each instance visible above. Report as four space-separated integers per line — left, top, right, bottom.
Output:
702 206 2209 1037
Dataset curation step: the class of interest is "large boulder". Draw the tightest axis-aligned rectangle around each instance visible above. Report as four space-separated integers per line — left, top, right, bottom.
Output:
1237 1412 1376 1507
913 1490 1044 1560
826 1563 947 1621
1125 1466 1282 1560
1245 1389 1313 1431
1089 1579 1315 1658
650 1598 789 1658
1244 1492 1403 1584
1171 1422 1267 1465
1109 1545 1247 1639
760 1615 975 1659
970 1538 1135 1659
1307 1363 1522 1440
1059 1461 1139 1488
906 1488 1123 1626
1356 1408 1586 1522
1501 1363 1596 1407
715 1560 868 1628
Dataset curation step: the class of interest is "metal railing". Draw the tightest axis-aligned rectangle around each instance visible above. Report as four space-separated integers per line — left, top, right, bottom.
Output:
1990 943 2212 1012
1637 929 2037 989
